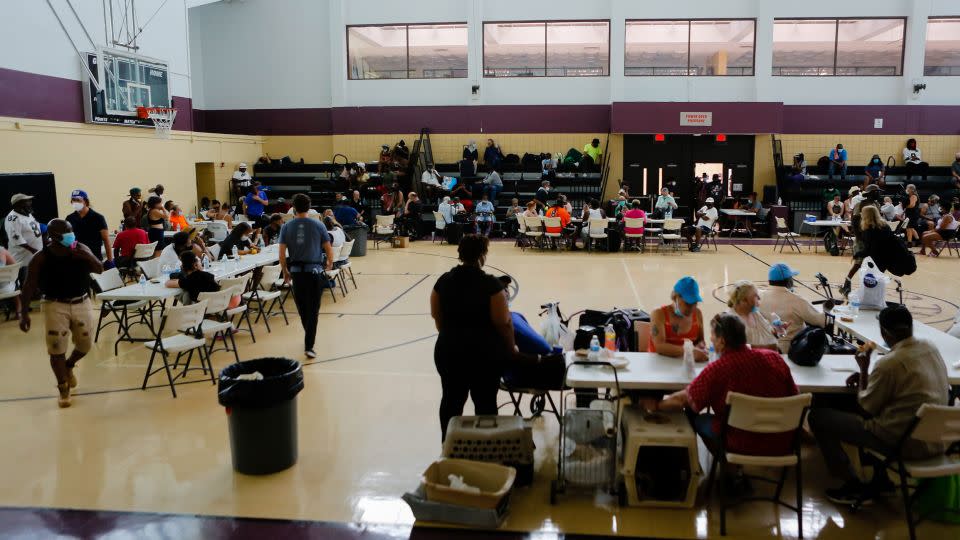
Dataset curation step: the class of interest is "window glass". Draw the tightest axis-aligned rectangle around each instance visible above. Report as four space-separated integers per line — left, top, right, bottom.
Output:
484 21 609 77
772 19 838 76
546 21 609 76
348 26 408 79
836 18 904 76
924 18 960 76
408 24 468 78
689 20 755 76
484 22 546 77
625 20 690 76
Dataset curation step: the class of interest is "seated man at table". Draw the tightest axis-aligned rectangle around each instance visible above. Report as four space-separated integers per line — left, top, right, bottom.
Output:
759 263 827 353
205 200 233 227
809 305 949 505
165 251 219 304
113 217 149 270
654 313 799 487
689 197 719 252
544 198 571 234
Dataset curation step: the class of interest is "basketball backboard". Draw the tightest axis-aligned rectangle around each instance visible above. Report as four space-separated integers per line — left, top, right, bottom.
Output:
82 47 171 127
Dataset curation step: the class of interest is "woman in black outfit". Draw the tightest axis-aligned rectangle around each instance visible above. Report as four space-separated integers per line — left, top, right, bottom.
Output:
145 196 168 251
903 184 921 246
430 235 516 441
217 222 253 260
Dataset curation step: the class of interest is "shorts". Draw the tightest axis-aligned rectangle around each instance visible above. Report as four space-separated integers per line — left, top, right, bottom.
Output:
698 225 712 234
42 298 94 356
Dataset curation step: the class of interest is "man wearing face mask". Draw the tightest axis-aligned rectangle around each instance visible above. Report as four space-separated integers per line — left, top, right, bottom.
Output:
4 194 43 268
65 189 113 268
18 219 103 408
809 305 948 506
863 154 886 189
758 263 828 353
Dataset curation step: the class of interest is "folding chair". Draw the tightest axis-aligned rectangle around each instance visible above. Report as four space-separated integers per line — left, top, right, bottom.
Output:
242 264 287 332
543 216 565 250
138 257 162 280
198 286 241 363
431 211 447 243
218 275 256 343
91 267 151 354
522 216 544 251
0 263 22 321
773 217 802 253
703 224 720 251
658 219 684 254
515 215 528 248
208 243 221 261
708 392 813 538
586 218 609 252
141 300 213 398
372 214 396 249
335 239 358 290
118 242 157 281
623 218 645 252
852 404 960 540
323 245 348 303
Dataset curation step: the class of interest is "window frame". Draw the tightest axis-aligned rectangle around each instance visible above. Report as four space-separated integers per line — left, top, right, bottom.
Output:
923 16 960 76
771 17 907 77
346 22 469 81
624 18 757 77
482 19 611 78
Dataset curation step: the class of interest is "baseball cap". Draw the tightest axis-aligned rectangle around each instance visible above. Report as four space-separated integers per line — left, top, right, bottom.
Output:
705 197 715 203
848 186 861 196
10 193 34 205
70 189 88 200
863 184 881 194
129 187 141 195
239 162 248 168
769 263 800 282
673 276 703 304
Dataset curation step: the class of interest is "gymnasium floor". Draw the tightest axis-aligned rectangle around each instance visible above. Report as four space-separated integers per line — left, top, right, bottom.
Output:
0 240 957 539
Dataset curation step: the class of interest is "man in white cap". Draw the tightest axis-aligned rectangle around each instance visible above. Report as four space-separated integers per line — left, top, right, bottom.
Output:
232 162 252 204
4 193 43 266
690 197 719 251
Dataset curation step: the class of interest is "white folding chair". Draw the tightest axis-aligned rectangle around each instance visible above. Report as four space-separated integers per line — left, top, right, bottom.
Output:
543 216 565 250
658 219 684 254
241 264 287 332
586 218 609 252
335 239 358 290
208 243 221 261
0 263 22 321
623 217 646 252
323 245 347 303
710 392 813 538
431 211 447 243
198 286 240 363
643 218 663 249
141 300 212 398
372 214 396 249
773 217 802 253
91 267 151 353
207 221 229 242
133 242 158 261
854 404 960 540
219 275 256 343
522 216 544 251
138 257 162 280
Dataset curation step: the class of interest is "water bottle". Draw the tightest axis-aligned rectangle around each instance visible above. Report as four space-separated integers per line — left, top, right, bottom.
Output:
232 245 239 260
202 254 209 270
160 264 170 282
604 324 616 355
777 196 783 206
588 336 601 362
850 301 861 318
770 312 785 338
682 339 695 379
174 222 180 232
138 273 147 292
708 345 717 363
257 234 265 249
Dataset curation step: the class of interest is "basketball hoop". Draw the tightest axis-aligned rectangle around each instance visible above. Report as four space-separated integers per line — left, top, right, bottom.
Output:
138 107 177 139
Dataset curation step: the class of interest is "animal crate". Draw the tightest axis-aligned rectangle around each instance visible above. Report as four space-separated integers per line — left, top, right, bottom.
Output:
443 416 535 485
620 407 701 508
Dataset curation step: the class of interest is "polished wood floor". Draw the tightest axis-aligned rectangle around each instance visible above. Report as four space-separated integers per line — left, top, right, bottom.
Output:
0 240 957 539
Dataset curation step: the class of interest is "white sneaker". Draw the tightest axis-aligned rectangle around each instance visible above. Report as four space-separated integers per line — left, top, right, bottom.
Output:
305 349 316 359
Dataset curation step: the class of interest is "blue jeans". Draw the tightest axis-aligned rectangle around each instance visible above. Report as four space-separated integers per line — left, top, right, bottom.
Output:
689 411 720 456
484 184 502 202
828 161 847 179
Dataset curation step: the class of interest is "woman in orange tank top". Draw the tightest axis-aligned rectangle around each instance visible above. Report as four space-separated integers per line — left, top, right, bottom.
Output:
648 276 709 363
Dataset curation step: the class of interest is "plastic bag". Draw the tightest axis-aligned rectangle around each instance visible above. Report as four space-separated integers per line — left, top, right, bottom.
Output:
948 309 960 339
916 475 960 524
849 256 888 309
540 304 573 351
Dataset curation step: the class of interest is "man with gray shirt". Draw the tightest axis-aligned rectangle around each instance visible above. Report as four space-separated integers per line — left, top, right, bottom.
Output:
279 193 334 359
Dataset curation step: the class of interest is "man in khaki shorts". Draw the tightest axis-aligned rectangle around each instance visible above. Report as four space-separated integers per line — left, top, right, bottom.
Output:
19 219 103 408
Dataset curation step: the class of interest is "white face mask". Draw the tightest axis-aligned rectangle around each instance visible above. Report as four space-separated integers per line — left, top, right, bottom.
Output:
71 202 84 212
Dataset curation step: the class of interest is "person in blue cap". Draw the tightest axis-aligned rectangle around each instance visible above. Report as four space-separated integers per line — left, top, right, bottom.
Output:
65 189 113 268
649 276 708 362
758 263 827 352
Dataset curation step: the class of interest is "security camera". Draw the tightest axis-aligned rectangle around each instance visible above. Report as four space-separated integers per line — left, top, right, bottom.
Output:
913 83 927 94
471 85 480 95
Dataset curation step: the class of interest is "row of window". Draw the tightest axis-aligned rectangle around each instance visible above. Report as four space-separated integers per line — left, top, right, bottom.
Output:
346 17 960 79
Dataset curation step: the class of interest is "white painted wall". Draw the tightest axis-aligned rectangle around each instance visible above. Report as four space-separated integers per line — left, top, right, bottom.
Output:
0 0 193 98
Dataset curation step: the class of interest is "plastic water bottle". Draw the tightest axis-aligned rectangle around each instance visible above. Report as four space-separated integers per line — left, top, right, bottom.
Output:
682 339 695 379
232 245 239 260
202 254 209 270
777 196 783 206
138 273 147 292
770 312 785 338
588 336 601 362
708 345 717 363
257 234 265 249
604 324 616 355
850 301 861 318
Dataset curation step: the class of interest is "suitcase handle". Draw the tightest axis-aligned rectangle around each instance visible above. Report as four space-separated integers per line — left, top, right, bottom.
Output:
475 416 499 428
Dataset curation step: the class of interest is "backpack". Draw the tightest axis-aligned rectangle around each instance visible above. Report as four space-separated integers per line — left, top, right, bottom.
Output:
502 153 520 164
521 153 540 167
884 237 917 277
788 326 828 366
563 148 583 164
823 229 840 256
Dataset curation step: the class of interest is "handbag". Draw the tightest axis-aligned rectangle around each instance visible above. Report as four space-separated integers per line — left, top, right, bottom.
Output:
788 326 827 366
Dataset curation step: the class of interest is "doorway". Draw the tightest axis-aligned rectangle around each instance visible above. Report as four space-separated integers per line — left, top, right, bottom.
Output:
195 162 216 213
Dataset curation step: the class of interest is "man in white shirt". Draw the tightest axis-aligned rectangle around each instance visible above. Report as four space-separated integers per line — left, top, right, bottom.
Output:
232 163 252 204
483 168 503 201
759 263 827 352
879 197 900 222
4 194 43 266
690 197 719 252
438 196 454 225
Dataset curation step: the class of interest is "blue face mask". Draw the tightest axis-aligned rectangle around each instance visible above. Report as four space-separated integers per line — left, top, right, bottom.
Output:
59 232 76 247
673 300 685 318
751 306 760 314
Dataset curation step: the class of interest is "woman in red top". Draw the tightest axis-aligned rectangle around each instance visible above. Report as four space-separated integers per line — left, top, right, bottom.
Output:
648 276 709 362
544 200 571 233
622 200 647 235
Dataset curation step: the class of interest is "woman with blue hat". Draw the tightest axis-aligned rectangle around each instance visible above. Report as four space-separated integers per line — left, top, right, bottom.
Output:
649 276 709 362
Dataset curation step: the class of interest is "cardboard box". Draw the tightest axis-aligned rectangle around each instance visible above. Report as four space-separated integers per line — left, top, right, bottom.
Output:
392 236 409 248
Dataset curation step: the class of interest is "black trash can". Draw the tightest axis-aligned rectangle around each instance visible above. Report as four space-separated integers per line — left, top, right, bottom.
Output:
218 358 304 475
346 225 368 257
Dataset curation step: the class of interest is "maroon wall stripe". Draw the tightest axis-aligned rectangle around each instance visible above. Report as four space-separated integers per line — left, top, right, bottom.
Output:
4 67 960 136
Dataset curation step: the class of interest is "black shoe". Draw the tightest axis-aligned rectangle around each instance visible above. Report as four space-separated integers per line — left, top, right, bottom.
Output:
722 470 753 498
826 480 872 506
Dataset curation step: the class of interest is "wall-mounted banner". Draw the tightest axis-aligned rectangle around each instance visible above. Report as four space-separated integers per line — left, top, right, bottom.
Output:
680 112 712 126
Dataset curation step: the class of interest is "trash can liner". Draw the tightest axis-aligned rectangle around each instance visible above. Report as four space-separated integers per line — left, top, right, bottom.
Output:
218 358 303 408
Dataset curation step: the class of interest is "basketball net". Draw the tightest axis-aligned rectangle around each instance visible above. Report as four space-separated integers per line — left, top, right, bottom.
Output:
139 107 178 139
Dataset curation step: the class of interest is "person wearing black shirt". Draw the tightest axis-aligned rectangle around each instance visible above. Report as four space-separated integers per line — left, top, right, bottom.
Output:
262 214 284 246
401 192 424 240
430 235 517 441
166 251 219 303
19 219 103 408
534 180 551 211
216 222 253 260
348 190 367 221
65 189 113 267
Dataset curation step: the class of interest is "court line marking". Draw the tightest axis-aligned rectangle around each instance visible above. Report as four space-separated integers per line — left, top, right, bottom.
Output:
374 275 431 315
620 258 642 307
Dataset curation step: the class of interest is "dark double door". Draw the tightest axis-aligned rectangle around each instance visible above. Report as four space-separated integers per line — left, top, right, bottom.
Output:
622 135 755 217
